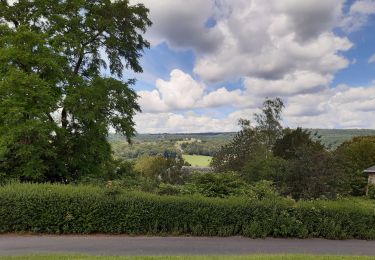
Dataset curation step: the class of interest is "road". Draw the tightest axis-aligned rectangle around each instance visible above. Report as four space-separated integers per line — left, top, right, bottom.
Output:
0 235 375 256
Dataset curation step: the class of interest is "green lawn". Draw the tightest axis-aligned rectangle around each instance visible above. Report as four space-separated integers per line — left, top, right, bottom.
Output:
182 154 212 167
1 255 374 260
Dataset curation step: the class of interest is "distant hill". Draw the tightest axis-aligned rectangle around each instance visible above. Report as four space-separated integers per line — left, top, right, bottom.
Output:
109 129 375 153
308 129 375 149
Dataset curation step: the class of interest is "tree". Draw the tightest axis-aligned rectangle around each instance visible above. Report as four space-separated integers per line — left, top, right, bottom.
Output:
335 136 375 196
0 0 151 182
286 145 347 200
273 128 324 160
254 97 284 152
241 154 288 189
211 97 284 172
211 120 266 172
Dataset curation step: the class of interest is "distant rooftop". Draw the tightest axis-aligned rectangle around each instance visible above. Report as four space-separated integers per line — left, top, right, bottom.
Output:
363 166 375 173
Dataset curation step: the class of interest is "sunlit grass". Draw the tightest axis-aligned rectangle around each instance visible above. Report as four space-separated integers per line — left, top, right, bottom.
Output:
182 154 212 167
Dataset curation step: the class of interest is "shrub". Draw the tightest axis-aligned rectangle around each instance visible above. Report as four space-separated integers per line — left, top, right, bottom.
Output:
0 183 374 239
241 155 288 188
184 172 248 198
134 155 188 184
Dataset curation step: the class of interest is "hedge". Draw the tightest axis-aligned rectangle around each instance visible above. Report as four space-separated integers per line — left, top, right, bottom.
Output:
0 183 374 239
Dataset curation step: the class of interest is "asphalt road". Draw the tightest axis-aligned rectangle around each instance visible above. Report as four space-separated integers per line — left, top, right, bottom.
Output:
0 235 375 256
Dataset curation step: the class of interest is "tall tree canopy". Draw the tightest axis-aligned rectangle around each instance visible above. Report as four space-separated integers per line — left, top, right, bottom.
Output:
0 0 151 182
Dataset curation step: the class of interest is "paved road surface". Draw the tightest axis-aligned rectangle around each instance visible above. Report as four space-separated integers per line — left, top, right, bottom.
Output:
0 235 374 256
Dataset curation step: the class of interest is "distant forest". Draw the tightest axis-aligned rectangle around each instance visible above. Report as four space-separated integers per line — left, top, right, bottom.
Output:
110 129 375 160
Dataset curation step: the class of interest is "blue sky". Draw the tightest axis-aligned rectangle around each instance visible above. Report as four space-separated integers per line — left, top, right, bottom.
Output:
128 0 375 133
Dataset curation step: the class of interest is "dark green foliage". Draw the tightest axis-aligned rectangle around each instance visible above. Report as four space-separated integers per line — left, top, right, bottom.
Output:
211 126 266 172
285 146 347 200
368 185 375 199
0 183 374 239
241 155 288 187
273 128 324 160
0 0 151 182
335 136 375 196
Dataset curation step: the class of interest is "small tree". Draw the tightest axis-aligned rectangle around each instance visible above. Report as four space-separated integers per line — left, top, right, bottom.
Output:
211 120 266 172
254 97 284 152
211 97 284 172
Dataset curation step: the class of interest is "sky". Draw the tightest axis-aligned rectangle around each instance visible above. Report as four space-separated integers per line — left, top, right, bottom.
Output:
127 0 375 133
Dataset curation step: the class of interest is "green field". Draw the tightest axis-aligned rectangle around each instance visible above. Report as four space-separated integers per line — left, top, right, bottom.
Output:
182 154 212 167
1 255 373 260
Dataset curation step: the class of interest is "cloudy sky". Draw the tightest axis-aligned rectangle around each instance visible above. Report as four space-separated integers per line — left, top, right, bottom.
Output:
127 0 375 133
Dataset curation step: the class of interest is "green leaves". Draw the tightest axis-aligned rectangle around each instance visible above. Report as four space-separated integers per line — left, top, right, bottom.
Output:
0 1 151 182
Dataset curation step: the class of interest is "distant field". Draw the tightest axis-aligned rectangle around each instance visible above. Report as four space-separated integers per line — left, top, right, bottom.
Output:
182 154 212 167
2 255 373 260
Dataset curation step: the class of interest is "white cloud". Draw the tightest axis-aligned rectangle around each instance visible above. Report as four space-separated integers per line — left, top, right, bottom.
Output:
193 1 352 83
155 69 204 110
285 84 375 128
131 0 375 131
341 0 375 32
200 87 244 108
369 53 375 63
136 82 375 132
137 69 245 112
244 71 332 97
350 0 375 14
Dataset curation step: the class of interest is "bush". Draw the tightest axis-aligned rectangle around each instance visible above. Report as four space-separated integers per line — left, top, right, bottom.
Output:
241 155 288 187
184 172 248 198
134 155 188 184
0 183 374 239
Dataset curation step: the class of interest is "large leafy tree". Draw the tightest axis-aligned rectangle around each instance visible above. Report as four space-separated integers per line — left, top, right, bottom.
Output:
0 0 151 182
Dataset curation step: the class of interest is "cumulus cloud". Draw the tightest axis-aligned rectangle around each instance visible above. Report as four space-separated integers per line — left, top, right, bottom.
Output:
244 71 332 97
130 0 222 53
136 83 375 133
285 84 375 128
138 69 245 112
193 0 353 83
130 0 375 132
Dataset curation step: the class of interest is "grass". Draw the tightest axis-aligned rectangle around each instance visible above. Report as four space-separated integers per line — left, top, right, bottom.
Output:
182 154 212 167
1 255 374 260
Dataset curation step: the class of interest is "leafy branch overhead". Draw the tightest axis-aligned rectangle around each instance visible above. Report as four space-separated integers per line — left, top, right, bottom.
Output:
0 0 152 182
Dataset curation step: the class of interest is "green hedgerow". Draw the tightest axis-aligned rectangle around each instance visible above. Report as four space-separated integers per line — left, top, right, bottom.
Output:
0 183 374 239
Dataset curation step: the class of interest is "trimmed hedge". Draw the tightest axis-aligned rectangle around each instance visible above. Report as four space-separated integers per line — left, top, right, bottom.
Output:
0 183 374 239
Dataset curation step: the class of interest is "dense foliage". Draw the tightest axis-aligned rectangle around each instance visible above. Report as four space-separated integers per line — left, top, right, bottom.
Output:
0 183 374 239
211 98 375 199
0 0 151 182
335 136 375 196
